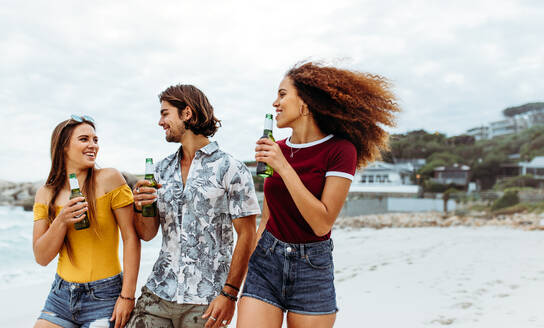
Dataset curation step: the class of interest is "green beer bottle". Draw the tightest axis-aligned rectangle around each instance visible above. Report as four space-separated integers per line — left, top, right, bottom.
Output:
256 114 275 177
142 158 158 217
69 173 90 230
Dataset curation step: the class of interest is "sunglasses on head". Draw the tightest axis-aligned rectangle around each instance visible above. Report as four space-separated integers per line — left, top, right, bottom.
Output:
70 114 95 124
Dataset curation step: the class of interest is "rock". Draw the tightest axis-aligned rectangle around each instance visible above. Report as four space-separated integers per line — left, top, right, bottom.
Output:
335 211 542 230
14 198 34 211
0 175 140 211
122 172 138 190
0 180 16 189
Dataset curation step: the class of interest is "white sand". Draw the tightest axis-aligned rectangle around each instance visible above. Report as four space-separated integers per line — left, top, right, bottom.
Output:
2 227 544 327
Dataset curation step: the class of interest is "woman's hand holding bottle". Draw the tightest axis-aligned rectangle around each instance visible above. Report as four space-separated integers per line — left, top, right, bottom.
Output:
55 197 88 227
255 138 290 176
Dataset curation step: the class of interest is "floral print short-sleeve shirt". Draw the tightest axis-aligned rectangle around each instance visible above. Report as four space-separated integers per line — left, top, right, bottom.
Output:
145 141 261 304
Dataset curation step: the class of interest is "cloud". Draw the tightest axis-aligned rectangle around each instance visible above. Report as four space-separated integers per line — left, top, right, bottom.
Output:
1 0 542 181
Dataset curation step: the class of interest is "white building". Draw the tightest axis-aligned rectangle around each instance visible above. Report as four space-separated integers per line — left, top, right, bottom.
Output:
350 161 420 194
466 103 544 141
466 126 489 141
519 156 544 178
489 119 517 138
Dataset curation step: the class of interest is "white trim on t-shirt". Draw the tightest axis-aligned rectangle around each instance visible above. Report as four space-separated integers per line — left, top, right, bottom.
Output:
286 134 334 148
325 171 354 181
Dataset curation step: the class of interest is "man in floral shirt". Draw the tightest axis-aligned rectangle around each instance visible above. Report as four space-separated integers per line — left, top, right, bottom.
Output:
127 84 260 328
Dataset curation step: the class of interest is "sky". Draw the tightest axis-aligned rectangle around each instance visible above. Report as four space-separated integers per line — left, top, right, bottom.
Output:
1 0 543 182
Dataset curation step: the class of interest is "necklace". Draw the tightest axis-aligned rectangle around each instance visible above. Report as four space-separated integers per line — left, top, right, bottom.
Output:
290 147 302 158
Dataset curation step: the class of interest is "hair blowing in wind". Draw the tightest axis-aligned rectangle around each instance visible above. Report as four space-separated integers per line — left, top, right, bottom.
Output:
286 62 400 168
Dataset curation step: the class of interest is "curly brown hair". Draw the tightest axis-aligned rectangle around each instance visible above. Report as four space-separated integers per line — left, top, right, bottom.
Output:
286 62 400 168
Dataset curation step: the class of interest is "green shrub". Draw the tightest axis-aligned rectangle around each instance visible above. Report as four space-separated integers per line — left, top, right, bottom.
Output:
423 181 464 193
491 190 520 211
469 204 490 212
424 181 446 192
492 203 529 215
492 201 544 215
494 175 539 190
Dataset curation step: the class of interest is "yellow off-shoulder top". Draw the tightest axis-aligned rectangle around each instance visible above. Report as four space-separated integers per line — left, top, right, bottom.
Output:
33 184 133 283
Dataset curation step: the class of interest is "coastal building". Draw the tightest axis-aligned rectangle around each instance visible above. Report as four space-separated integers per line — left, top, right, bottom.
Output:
503 102 544 129
519 156 544 179
489 119 517 138
350 161 420 195
432 164 471 187
466 125 489 141
526 108 544 128
355 161 414 185
497 163 521 180
465 103 544 141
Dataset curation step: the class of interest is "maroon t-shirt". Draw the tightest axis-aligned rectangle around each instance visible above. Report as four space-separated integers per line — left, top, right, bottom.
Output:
264 135 357 243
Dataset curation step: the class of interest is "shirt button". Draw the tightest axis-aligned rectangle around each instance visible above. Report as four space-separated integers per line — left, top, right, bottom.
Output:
286 247 292 253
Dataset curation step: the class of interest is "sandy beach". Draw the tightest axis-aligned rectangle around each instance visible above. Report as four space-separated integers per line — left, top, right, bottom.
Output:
2 218 544 327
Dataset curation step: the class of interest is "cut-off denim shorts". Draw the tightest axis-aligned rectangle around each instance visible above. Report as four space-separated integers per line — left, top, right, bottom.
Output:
242 230 338 315
38 273 122 328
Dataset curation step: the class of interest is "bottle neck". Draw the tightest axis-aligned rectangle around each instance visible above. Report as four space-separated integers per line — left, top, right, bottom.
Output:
145 162 154 175
263 118 273 131
69 177 80 191
262 128 273 137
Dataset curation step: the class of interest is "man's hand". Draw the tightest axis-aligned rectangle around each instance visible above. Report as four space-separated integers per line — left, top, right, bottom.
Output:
202 293 235 328
110 297 135 328
132 179 162 241
133 180 161 212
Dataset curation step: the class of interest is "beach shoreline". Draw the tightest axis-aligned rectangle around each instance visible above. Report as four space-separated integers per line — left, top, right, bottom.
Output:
2 225 544 327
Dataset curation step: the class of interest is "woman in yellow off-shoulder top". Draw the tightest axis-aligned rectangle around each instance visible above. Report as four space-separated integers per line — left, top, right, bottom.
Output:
32 115 140 328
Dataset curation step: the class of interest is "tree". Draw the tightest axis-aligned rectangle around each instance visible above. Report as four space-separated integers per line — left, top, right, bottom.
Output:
471 153 508 190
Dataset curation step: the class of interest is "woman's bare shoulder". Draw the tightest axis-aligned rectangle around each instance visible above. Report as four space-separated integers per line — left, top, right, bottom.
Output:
34 185 52 204
95 168 127 193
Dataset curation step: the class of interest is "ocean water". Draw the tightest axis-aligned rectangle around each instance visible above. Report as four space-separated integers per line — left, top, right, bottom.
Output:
0 206 54 289
0 205 162 291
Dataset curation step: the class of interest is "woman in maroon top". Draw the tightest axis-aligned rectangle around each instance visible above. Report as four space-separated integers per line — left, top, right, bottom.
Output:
238 62 400 328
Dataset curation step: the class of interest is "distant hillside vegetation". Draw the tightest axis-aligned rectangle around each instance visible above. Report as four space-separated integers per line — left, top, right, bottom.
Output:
387 125 544 190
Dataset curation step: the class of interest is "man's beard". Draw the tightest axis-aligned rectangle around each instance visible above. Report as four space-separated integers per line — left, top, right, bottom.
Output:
166 133 181 143
165 125 184 143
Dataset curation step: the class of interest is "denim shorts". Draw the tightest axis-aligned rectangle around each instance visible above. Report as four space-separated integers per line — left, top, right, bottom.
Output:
242 230 337 315
38 273 122 328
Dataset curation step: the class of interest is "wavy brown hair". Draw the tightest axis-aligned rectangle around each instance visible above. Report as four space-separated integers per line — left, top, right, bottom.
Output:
46 119 98 259
286 62 400 168
159 84 221 137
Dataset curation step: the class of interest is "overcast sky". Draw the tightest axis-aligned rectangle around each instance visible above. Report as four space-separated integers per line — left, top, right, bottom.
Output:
1 0 543 182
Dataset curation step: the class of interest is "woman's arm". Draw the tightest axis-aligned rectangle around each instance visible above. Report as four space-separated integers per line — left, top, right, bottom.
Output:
98 168 141 328
32 187 88 266
111 204 141 328
280 170 350 236
256 138 351 236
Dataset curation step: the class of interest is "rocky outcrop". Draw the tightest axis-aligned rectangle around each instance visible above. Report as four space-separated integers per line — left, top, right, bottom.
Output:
0 172 138 211
0 180 43 210
122 172 138 190
336 212 544 230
